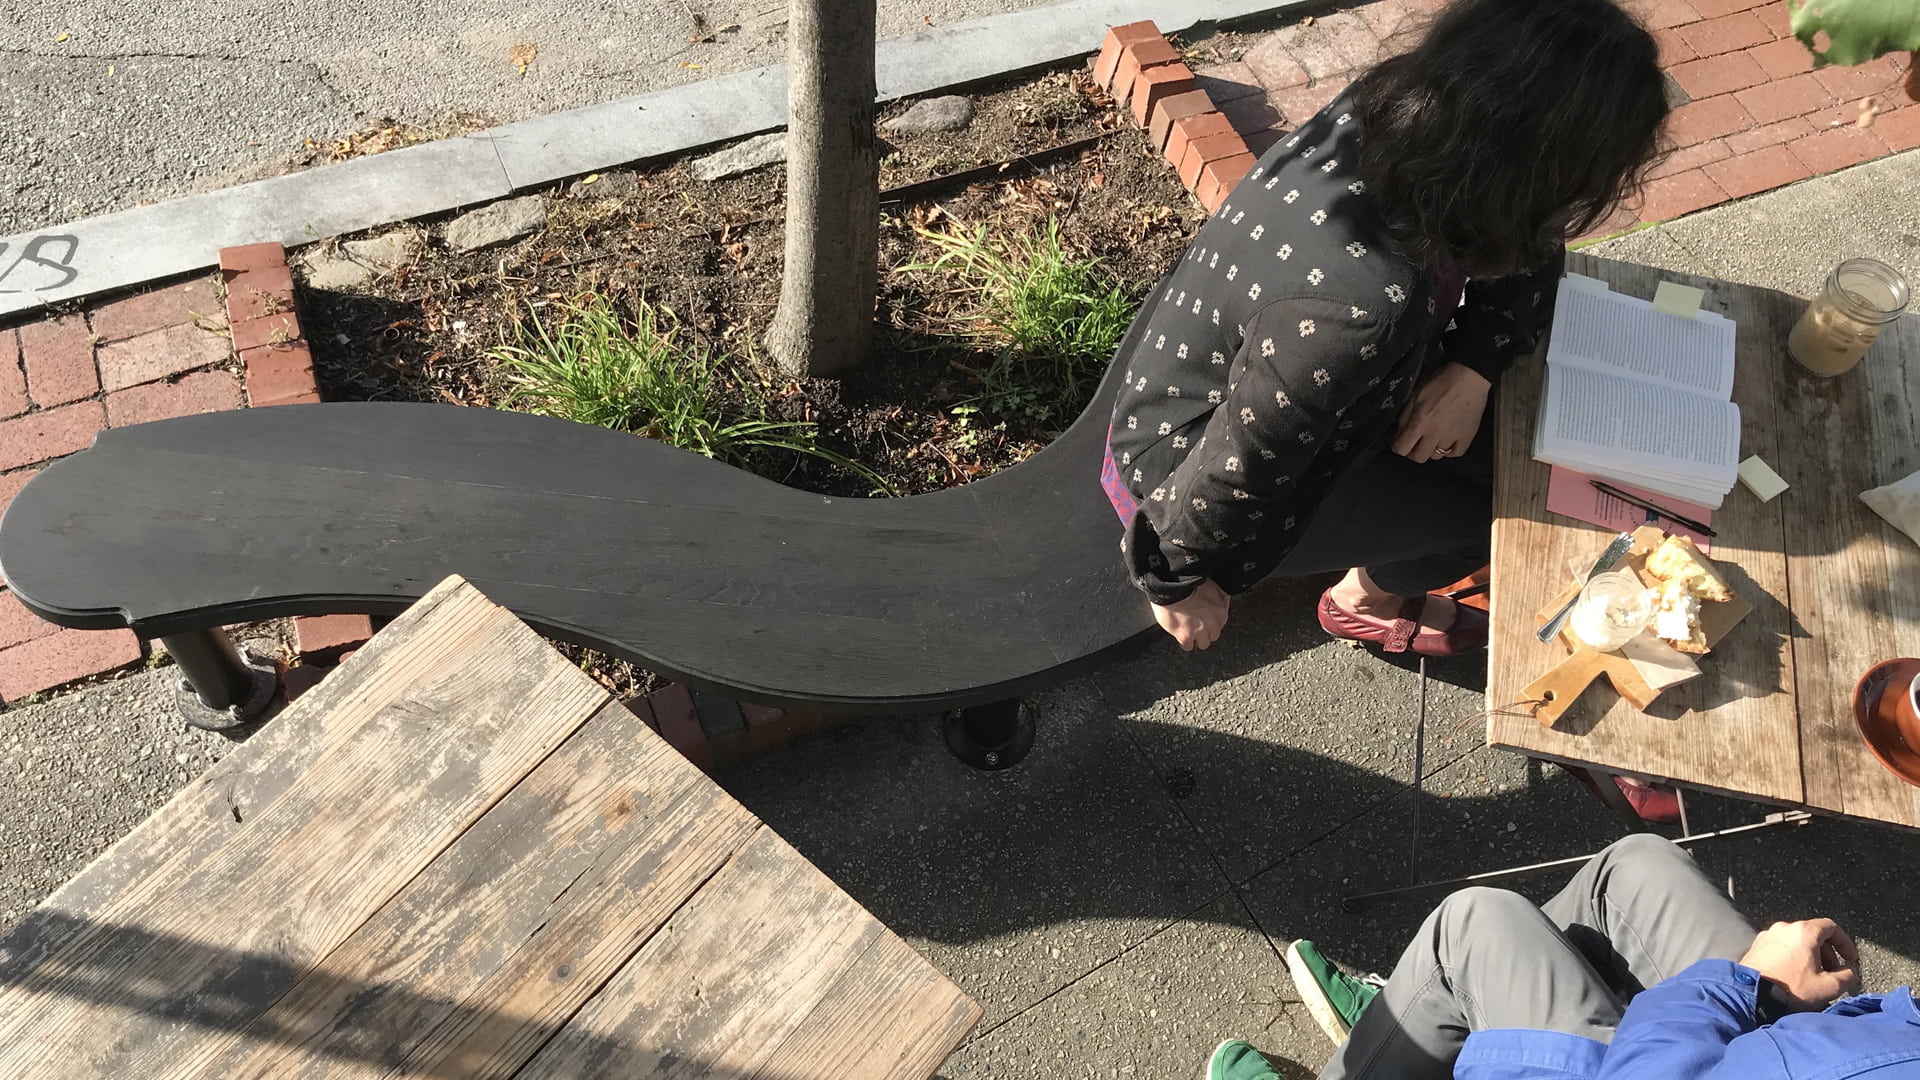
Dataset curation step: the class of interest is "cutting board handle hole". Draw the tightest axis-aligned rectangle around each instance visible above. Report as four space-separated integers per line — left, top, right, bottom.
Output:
1541 690 1558 702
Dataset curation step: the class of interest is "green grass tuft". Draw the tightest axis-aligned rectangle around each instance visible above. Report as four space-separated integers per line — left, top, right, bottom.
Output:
490 294 892 492
912 216 1136 419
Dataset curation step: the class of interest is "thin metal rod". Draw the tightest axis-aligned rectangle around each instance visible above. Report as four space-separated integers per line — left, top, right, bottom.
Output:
1677 787 1693 838
158 629 256 710
1343 811 1814 912
1410 656 1428 885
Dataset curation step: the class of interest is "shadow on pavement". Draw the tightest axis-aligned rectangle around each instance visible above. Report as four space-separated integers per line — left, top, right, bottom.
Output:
720 660 1920 981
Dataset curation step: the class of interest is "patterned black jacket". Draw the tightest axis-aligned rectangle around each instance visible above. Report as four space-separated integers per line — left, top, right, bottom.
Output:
1108 92 1563 605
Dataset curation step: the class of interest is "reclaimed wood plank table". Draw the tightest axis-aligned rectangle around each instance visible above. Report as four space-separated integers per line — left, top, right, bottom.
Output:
1488 251 1920 832
0 575 979 1080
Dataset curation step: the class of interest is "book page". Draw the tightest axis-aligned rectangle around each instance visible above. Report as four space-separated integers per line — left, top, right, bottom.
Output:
1536 365 1740 483
1548 283 1737 398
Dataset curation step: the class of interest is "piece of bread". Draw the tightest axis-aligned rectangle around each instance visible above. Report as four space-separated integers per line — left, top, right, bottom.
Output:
1652 579 1709 654
1644 535 1733 603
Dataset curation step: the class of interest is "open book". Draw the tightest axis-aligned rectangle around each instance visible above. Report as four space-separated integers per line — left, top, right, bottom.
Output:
1532 275 1740 509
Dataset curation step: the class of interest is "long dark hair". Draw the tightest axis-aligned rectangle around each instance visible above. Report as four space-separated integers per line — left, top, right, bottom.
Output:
1353 0 1669 278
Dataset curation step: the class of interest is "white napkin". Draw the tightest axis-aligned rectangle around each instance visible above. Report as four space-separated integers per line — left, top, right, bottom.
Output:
1861 470 1920 547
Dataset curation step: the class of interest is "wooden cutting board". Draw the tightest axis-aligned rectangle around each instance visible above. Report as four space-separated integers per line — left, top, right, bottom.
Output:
1520 525 1753 726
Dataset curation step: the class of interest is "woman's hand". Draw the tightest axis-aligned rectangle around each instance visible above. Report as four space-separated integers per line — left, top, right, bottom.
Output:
1152 580 1231 651
1393 362 1491 463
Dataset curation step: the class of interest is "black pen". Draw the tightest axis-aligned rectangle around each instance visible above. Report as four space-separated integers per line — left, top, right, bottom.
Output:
1588 479 1718 538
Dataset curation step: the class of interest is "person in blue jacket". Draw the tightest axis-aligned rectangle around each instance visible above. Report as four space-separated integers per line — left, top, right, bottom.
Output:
1205 833 1920 1079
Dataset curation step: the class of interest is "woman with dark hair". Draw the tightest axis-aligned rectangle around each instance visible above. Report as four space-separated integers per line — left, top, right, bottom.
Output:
1102 0 1670 657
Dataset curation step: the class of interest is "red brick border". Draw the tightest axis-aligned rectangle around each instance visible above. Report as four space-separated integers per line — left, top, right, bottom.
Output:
216 241 372 663
0 241 372 704
1092 21 1255 212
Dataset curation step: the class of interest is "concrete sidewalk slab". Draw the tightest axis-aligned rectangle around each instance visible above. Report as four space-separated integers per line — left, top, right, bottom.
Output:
718 680 1227 1030
1098 574 1490 883
1588 147 1920 296
941 892 1323 1080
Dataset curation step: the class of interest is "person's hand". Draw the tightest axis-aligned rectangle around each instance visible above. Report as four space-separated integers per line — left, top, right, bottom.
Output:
1152 580 1230 651
1393 362 1491 463
1739 919 1862 1011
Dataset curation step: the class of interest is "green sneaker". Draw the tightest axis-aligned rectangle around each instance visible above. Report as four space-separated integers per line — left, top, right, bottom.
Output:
1203 1039 1282 1080
1286 939 1384 1046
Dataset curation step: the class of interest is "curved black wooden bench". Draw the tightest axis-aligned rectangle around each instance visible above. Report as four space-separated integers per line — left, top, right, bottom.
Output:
0 359 1149 764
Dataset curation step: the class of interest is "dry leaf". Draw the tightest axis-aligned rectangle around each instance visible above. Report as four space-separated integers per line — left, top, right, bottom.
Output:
54 31 69 42
1857 96 1882 127
680 61 702 69
1301 14 1315 25
509 43 537 75
580 172 601 185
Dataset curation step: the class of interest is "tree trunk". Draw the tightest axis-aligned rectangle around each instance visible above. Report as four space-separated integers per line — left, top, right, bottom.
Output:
765 0 880 378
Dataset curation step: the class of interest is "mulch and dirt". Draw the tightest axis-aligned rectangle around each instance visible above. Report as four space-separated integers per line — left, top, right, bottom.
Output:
297 65 1207 499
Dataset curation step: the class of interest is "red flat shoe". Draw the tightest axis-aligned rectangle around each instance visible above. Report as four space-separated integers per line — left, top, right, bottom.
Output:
1559 765 1683 823
1316 588 1489 658
1613 776 1682 822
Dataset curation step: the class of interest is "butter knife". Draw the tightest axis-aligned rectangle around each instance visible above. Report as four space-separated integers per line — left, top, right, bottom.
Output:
1536 530 1638 644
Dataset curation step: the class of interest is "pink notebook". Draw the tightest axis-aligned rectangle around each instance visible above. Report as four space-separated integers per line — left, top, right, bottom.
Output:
1545 467 1713 554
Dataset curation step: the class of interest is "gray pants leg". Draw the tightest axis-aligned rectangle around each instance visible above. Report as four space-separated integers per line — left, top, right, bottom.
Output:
1540 833 1757 996
1316 835 1756 1080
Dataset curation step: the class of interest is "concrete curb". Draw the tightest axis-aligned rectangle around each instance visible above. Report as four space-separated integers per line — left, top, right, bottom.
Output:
0 0 1314 321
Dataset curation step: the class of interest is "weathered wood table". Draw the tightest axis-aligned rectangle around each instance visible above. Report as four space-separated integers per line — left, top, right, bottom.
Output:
1489 252 1920 831
0 576 978 1079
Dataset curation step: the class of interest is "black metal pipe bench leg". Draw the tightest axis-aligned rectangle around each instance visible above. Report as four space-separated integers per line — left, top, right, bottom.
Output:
159 629 278 731
943 699 1037 770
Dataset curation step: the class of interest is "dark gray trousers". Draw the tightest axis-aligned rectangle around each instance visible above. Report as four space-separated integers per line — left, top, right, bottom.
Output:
1272 400 1496 598
1318 834 1757 1080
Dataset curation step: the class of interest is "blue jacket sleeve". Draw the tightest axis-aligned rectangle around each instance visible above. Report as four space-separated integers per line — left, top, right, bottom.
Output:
1596 959 1763 1079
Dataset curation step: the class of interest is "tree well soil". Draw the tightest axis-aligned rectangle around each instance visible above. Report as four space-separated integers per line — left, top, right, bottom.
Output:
298 66 1207 499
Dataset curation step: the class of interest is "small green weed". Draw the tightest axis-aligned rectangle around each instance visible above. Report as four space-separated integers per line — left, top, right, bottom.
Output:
491 295 892 492
910 216 1135 420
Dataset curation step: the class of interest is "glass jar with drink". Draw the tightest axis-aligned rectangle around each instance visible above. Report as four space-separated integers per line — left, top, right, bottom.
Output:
1787 258 1911 377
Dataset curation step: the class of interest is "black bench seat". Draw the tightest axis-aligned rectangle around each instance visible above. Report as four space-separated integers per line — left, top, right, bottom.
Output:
0 364 1150 721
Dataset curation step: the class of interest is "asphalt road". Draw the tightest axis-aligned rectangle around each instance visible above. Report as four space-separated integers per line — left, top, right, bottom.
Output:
0 0 1054 236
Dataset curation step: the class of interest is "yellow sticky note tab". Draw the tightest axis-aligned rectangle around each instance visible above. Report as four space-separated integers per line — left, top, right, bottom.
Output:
1653 281 1705 319
1739 455 1789 501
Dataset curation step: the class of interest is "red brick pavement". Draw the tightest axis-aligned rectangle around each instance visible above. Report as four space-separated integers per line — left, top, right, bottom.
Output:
1186 0 1916 238
0 243 357 704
